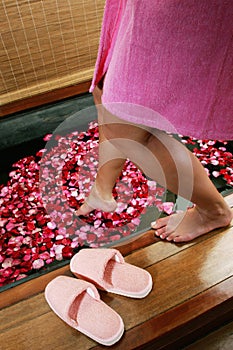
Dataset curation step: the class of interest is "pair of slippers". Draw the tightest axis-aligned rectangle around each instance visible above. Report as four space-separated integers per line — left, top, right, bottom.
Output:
45 248 153 346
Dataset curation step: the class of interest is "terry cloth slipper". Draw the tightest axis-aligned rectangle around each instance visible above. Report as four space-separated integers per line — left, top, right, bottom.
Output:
70 248 153 298
45 276 124 346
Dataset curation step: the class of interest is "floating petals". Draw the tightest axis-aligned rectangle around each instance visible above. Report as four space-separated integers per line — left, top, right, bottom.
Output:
47 222 56 230
0 122 232 287
2 258 13 268
161 202 174 215
32 259 44 269
62 246 73 259
212 171 220 178
131 217 141 225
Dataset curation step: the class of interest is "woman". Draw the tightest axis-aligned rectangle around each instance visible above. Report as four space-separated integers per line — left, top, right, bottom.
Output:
76 0 233 242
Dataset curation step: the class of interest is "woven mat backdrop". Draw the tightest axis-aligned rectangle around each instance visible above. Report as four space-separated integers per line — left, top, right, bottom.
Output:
0 0 105 106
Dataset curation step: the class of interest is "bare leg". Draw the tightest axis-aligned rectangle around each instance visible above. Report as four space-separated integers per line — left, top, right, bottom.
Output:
75 86 126 215
145 133 233 242
76 86 232 241
81 105 232 241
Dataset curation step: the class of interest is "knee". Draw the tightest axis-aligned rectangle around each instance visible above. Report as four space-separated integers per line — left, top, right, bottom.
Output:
102 123 115 141
102 122 152 146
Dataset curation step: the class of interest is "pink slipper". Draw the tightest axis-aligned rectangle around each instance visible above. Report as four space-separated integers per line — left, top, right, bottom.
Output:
70 248 153 298
45 276 124 346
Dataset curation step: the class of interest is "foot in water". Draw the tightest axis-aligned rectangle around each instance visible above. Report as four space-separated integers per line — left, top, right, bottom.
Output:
75 183 117 216
151 205 232 242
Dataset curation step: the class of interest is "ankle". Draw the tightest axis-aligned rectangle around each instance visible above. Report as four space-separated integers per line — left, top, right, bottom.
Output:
211 200 232 217
94 180 114 201
196 201 232 224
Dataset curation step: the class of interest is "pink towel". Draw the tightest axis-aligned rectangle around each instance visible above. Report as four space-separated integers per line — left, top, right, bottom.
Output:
91 0 233 140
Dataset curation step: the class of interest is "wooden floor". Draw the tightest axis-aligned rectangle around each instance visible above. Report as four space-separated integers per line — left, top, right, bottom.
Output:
184 320 233 349
1 194 233 350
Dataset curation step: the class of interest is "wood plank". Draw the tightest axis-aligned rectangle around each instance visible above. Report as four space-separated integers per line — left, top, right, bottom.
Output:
0 81 91 117
1 216 232 309
95 226 233 330
1 226 232 350
0 230 158 309
0 230 164 308
184 320 233 350
0 265 72 310
0 225 215 309
91 277 233 350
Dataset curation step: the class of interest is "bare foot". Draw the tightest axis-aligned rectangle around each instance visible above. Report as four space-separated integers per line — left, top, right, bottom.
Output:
75 183 117 216
151 205 232 242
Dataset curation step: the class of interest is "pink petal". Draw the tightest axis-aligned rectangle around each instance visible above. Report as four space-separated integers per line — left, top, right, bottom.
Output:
32 259 44 269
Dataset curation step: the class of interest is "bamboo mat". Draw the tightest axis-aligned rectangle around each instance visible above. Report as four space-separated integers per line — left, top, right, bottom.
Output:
0 0 105 106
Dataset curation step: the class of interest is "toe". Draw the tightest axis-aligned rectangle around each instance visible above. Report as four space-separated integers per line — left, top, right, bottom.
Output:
172 236 182 243
75 202 93 216
166 233 178 241
151 216 169 230
173 232 195 243
154 227 168 239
